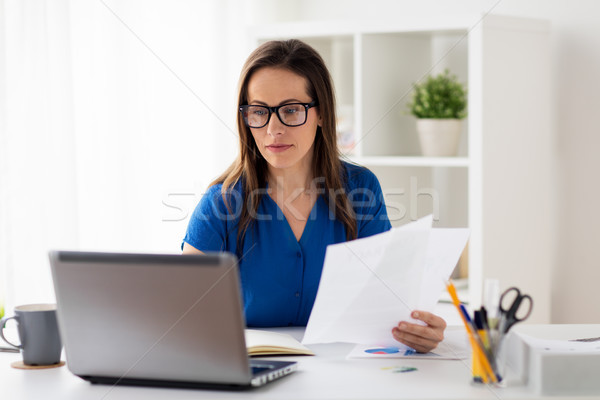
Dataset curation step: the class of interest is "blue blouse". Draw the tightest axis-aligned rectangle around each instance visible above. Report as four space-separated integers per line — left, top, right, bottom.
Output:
182 161 391 327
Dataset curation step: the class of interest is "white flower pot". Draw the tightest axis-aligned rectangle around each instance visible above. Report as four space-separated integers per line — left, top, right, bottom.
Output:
416 118 463 157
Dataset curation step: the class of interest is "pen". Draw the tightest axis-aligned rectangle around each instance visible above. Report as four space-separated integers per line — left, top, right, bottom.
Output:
471 310 485 383
480 307 489 331
474 310 490 351
459 304 471 324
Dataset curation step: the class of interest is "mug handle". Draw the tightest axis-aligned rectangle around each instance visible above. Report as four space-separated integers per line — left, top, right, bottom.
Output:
0 316 23 349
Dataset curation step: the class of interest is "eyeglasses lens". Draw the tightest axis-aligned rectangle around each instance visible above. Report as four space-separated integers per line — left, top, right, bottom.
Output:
277 104 306 126
244 106 268 128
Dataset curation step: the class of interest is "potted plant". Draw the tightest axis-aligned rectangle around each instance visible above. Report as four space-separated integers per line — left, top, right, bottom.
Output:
407 70 467 157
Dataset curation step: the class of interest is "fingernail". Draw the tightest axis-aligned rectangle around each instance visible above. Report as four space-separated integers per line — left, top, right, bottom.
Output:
399 323 406 330
412 311 419 318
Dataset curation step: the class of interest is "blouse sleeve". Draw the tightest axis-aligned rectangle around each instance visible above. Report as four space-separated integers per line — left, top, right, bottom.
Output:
345 164 392 239
181 184 238 252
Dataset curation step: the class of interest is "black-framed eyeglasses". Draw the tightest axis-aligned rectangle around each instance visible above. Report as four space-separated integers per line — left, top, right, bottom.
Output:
239 101 318 128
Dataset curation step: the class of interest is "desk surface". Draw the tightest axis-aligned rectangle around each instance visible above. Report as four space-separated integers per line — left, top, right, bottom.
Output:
1 325 599 400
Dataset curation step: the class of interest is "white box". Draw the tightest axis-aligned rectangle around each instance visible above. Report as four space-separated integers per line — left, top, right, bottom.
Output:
504 324 600 396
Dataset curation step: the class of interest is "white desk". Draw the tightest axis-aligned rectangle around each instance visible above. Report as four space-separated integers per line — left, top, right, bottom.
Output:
1 326 599 400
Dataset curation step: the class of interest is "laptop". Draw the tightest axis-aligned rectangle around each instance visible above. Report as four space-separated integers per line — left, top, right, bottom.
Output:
48 250 297 390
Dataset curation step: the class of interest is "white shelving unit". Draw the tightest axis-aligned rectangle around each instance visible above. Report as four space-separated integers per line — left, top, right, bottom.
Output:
251 14 553 323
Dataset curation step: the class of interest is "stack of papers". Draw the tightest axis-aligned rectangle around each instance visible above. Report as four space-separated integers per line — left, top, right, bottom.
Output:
303 215 470 347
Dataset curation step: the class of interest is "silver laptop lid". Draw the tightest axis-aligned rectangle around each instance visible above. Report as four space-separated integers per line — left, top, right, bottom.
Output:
49 251 252 385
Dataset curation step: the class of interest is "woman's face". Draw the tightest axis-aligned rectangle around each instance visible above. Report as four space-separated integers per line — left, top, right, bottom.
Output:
246 67 321 175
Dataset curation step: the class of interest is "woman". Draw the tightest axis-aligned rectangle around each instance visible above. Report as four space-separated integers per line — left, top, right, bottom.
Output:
182 39 445 352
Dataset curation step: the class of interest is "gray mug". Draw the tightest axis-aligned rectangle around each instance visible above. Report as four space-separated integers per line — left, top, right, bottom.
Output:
0 304 62 365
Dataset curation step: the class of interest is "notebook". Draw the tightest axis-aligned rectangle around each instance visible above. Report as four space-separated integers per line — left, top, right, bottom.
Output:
48 250 297 390
245 329 314 356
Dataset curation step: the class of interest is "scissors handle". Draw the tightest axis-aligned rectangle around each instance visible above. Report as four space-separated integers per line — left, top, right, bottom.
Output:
499 287 533 331
511 294 533 322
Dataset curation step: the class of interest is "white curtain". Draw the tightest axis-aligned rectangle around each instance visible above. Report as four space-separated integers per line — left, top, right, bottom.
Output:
0 0 79 311
0 0 250 311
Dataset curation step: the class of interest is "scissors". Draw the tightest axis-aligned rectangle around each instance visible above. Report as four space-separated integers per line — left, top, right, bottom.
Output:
498 286 533 334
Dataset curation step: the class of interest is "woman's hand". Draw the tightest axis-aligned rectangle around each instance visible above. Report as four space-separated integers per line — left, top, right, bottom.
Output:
391 310 447 353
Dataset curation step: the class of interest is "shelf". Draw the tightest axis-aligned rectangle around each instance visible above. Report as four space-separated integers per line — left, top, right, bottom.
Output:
250 15 487 39
250 15 549 40
349 156 470 168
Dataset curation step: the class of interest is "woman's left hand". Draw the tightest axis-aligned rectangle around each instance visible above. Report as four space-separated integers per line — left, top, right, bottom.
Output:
391 310 447 353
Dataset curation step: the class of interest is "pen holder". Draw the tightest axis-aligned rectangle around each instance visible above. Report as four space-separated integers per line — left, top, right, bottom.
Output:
445 281 522 387
470 330 509 387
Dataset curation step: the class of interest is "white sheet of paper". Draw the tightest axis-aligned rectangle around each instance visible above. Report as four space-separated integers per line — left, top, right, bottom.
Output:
417 228 472 311
302 216 470 347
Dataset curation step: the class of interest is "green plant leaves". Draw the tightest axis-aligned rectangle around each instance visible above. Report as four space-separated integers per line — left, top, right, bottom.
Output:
407 70 467 119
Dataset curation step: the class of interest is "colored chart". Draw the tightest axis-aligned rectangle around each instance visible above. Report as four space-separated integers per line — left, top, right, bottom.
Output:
364 347 400 355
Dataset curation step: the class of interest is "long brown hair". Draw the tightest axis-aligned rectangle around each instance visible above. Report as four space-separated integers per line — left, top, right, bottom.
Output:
212 39 357 248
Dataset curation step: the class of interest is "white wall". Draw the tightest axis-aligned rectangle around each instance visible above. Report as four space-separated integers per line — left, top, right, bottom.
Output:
255 0 600 324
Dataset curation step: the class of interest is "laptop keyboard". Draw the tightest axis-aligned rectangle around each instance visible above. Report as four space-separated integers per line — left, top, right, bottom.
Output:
250 362 297 387
251 365 274 374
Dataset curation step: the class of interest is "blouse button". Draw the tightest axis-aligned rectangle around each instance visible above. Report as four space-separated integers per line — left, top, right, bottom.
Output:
296 251 302 258
295 292 300 297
